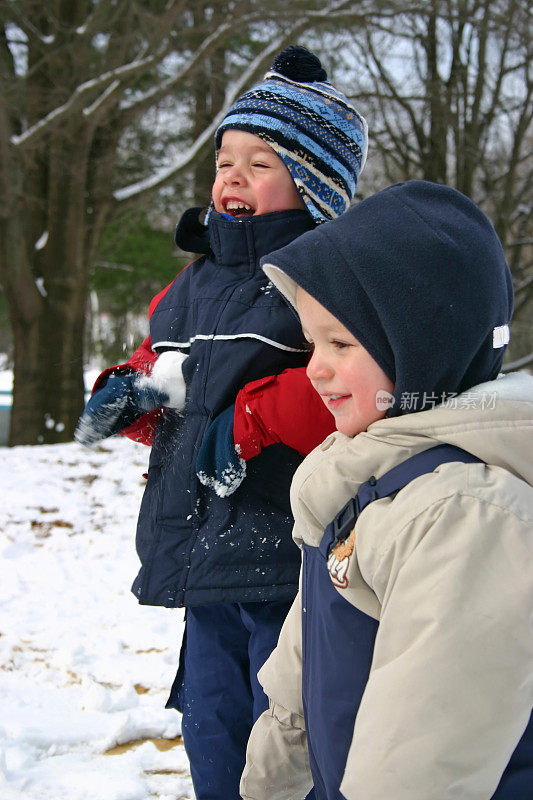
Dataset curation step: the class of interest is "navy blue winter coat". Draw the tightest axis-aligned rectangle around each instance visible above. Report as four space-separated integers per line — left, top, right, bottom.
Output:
131 209 315 608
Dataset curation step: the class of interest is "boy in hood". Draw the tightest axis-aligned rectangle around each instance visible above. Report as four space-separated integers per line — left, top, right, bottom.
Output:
239 180 533 800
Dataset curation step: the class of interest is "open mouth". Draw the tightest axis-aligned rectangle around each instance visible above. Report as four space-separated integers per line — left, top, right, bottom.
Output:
323 393 350 410
223 200 255 217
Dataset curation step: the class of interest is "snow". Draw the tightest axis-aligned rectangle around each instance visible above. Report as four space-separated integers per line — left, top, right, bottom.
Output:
137 352 187 411
35 277 47 297
197 456 247 498
83 80 120 118
0 436 193 800
0 369 13 390
34 231 48 251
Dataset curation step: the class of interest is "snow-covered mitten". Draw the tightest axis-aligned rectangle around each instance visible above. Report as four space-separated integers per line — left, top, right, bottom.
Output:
196 367 337 498
135 350 187 410
74 373 166 447
196 404 246 498
75 351 187 447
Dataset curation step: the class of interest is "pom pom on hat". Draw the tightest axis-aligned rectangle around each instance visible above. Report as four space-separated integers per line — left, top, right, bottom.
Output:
214 45 368 223
270 44 327 82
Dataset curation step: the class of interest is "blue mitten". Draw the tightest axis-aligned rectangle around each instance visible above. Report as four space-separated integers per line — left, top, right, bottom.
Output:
75 351 188 447
196 404 246 497
74 373 169 447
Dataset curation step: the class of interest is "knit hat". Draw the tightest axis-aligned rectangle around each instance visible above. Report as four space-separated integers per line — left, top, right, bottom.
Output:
214 45 368 223
262 180 514 415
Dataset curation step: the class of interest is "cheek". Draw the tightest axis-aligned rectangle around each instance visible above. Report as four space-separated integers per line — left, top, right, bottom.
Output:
358 369 394 420
344 358 393 419
211 174 222 206
255 175 277 202
257 174 302 212
278 180 303 209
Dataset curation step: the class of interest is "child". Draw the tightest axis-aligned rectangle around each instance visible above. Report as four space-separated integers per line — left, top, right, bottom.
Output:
239 180 533 800
75 46 367 800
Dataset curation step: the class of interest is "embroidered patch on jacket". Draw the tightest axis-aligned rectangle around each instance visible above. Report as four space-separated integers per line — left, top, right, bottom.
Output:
327 528 355 588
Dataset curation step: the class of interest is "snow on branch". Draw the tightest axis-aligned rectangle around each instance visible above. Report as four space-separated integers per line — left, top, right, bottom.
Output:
114 0 357 203
113 30 289 202
83 80 121 118
113 107 222 202
118 19 233 118
10 56 156 148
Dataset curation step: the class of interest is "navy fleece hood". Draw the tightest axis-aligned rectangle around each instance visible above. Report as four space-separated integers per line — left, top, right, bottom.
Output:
262 180 514 415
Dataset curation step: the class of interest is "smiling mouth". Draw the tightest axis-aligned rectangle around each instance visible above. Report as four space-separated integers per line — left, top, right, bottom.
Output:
223 200 255 217
324 394 350 409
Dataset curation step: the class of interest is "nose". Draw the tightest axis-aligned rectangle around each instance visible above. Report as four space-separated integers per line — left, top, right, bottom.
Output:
223 164 246 185
306 348 333 383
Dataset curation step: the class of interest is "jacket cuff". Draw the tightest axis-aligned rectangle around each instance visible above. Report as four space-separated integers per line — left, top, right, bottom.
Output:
240 701 313 800
118 408 164 446
234 375 278 460
233 368 336 461
91 335 160 446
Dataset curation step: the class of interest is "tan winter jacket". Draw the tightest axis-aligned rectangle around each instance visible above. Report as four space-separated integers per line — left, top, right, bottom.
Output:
241 373 533 800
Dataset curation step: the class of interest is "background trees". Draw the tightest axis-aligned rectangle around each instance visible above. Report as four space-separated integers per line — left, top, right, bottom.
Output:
0 0 348 444
335 0 532 363
1 0 531 445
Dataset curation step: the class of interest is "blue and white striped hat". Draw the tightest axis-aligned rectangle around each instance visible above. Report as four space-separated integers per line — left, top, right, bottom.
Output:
215 46 368 223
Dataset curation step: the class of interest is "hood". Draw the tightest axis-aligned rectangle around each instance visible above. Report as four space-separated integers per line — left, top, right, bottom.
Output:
262 181 514 415
175 206 211 254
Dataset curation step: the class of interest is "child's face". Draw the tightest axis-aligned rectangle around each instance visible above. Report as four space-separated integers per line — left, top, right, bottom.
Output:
212 130 303 217
296 287 394 437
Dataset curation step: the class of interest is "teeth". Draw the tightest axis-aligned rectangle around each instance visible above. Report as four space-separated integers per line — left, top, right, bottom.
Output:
329 395 343 400
225 200 253 211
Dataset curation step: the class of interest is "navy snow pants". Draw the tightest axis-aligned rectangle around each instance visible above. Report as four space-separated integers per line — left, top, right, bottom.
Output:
167 600 297 800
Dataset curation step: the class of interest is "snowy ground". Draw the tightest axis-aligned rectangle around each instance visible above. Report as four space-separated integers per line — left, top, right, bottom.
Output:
0 435 193 800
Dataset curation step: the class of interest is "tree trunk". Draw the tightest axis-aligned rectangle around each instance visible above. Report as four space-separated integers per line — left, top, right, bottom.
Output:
11 291 86 445
423 5 448 183
191 3 228 207
9 129 91 444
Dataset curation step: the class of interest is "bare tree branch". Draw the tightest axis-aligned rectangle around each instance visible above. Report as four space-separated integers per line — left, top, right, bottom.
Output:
502 351 533 372
10 54 156 147
114 0 364 203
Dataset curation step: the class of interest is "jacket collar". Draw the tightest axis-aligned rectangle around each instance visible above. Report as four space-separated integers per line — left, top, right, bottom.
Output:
174 206 210 254
292 372 533 536
210 209 316 268
175 206 315 267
